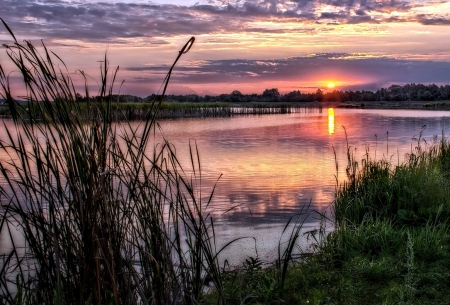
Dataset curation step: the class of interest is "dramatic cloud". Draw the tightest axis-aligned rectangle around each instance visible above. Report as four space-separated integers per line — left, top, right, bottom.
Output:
1 0 450 96
125 54 450 92
417 14 450 25
0 0 446 44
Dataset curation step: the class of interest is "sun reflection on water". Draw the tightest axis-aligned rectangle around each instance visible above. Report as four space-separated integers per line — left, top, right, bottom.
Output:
328 108 335 135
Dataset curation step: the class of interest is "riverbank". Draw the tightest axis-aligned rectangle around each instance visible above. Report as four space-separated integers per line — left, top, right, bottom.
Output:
2 100 450 121
263 100 450 110
202 136 450 304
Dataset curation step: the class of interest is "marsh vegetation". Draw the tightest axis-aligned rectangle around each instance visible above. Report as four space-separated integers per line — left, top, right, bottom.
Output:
0 22 305 305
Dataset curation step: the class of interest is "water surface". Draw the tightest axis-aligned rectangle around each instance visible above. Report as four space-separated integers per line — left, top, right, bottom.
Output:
151 109 450 262
2 109 450 264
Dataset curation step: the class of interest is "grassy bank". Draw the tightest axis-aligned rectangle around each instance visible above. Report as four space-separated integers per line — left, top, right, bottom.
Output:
15 101 320 120
4 98 450 122
201 134 450 304
311 135 450 304
59 100 450 120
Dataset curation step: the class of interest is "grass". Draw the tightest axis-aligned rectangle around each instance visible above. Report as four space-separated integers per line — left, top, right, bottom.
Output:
156 101 323 118
26 101 317 120
114 101 234 119
423 102 450 108
0 21 232 305
296 132 450 304
201 131 450 304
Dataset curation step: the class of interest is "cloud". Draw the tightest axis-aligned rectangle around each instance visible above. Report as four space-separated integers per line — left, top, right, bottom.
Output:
125 54 450 90
416 14 450 25
0 0 236 43
0 0 444 45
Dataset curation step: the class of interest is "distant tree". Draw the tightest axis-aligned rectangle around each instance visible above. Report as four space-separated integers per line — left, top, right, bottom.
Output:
75 93 83 102
429 84 440 97
282 90 302 102
262 88 280 101
146 93 158 101
440 85 450 100
141 82 450 105
230 90 244 103
324 90 345 102
418 90 434 101
315 89 324 102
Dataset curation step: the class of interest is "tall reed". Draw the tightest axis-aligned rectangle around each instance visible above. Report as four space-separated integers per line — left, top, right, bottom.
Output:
0 20 227 305
334 129 450 228
330 128 450 264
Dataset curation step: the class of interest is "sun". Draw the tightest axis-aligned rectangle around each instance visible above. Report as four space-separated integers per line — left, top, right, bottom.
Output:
327 83 335 89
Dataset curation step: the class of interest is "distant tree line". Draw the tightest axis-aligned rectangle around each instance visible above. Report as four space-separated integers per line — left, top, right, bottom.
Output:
148 84 450 103
317 83 450 103
74 83 450 103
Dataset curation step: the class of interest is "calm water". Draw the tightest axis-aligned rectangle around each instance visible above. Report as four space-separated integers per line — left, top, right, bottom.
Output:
154 109 450 217
2 108 450 263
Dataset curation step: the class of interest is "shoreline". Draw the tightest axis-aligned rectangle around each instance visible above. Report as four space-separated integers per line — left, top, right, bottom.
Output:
242 100 450 110
2 100 450 122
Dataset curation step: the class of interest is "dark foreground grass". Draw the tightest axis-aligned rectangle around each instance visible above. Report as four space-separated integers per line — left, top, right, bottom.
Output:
0 21 306 305
0 22 231 305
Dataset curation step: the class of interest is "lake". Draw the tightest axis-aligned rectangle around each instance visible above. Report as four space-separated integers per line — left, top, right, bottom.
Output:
2 108 450 265
149 108 450 263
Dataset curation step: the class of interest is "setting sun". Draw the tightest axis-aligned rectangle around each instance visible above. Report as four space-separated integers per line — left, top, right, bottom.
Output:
327 83 336 89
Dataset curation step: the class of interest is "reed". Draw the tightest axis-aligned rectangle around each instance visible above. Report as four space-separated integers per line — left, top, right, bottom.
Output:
67 102 312 120
0 20 309 305
0 20 231 305
311 129 450 303
334 130 450 228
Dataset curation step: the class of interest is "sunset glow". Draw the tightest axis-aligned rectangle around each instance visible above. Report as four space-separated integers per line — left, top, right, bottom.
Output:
1 1 450 96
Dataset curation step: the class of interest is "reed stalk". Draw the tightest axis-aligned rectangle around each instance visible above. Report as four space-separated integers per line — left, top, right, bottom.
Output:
0 20 227 305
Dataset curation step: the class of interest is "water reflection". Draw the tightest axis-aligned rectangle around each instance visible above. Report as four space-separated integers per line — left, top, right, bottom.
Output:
152 109 450 261
328 108 335 135
154 109 450 225
2 109 450 263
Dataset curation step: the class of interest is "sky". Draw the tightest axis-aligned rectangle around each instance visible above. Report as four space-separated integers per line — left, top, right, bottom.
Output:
1 0 450 96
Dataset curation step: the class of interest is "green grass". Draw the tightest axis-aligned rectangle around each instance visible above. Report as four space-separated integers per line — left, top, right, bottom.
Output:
9 100 317 121
50 101 302 120
201 132 450 304
423 102 450 108
289 133 450 304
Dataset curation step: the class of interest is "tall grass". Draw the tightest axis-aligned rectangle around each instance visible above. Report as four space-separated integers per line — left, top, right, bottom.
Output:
320 128 450 303
0 20 231 305
334 130 450 228
58 102 320 120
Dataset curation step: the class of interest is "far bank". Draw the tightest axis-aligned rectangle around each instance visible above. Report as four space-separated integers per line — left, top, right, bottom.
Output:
2 100 450 120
